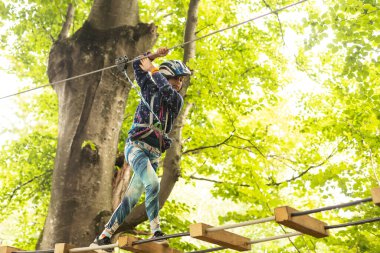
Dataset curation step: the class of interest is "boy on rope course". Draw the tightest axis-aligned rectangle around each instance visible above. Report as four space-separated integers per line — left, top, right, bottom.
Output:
91 47 191 248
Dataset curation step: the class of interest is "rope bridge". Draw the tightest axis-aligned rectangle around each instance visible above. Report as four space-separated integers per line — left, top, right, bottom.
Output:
1 187 379 253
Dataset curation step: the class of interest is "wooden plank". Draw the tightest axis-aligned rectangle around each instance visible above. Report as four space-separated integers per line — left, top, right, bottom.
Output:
54 243 74 253
189 223 251 251
371 187 380 206
55 243 98 253
0 246 22 253
274 206 329 238
118 235 182 253
118 236 143 253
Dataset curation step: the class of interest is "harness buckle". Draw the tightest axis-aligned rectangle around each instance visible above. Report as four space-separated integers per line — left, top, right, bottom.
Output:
153 121 163 131
115 56 129 73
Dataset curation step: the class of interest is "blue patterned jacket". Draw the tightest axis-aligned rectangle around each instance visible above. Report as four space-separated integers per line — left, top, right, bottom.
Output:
128 56 184 151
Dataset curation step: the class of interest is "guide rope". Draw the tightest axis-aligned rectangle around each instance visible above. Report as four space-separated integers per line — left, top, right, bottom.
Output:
0 0 308 100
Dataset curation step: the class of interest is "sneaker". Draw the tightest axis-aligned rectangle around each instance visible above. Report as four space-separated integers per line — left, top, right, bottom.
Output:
151 231 168 244
90 236 112 253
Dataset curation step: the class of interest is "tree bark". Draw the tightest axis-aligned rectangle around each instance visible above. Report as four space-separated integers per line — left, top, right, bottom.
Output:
115 0 200 233
58 4 74 40
39 0 158 248
112 162 132 210
88 0 139 29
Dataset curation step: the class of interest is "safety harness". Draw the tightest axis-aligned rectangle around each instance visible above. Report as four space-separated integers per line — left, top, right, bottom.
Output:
115 55 169 152
131 93 169 150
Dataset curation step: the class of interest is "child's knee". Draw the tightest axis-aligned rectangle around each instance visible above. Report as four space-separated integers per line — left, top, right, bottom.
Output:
147 179 160 196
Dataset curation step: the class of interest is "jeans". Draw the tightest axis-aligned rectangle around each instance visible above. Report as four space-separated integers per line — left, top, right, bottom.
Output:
104 141 161 234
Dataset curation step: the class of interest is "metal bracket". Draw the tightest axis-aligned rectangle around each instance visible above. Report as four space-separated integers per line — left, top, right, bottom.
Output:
115 56 129 73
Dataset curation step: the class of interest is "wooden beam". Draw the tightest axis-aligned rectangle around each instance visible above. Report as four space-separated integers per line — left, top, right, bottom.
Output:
54 243 74 253
0 246 22 253
118 235 182 253
274 206 329 238
371 187 380 206
189 223 251 251
55 243 99 253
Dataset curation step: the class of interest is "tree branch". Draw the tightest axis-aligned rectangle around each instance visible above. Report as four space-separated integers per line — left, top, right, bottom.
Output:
261 0 285 44
195 24 214 35
267 154 297 170
58 4 74 40
183 0 200 63
5 170 53 206
183 130 338 189
241 65 259 76
232 134 267 158
41 25 56 42
189 174 251 187
268 149 338 186
183 133 234 155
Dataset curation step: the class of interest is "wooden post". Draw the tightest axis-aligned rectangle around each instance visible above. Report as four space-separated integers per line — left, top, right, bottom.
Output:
189 223 251 251
0 246 22 253
371 187 380 206
274 206 329 238
118 235 182 253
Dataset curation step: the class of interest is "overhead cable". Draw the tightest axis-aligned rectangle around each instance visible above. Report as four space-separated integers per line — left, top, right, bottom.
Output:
0 0 308 100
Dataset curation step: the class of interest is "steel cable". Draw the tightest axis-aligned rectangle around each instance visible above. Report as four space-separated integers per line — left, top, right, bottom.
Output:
0 0 308 100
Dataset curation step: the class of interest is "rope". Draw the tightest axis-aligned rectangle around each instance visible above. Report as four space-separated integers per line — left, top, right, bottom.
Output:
0 0 308 100
325 216 380 230
186 217 380 253
9 216 380 253
291 197 373 217
206 216 275 232
69 243 118 253
187 232 302 252
0 65 116 100
131 232 190 245
249 232 302 244
167 0 307 52
11 195 373 253
188 246 226 253
199 196 373 233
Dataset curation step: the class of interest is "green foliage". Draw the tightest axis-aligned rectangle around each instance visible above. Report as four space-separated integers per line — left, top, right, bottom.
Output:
0 89 57 247
0 131 56 248
81 140 97 151
0 0 91 82
1 0 380 252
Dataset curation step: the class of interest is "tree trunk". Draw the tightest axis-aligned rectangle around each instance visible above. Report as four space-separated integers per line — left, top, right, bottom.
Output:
115 0 200 233
112 161 132 210
39 0 157 248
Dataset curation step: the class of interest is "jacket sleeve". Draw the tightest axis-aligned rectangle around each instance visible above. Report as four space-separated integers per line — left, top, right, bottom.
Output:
132 53 154 91
151 72 183 114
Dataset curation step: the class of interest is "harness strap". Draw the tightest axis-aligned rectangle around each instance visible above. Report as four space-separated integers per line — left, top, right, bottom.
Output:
133 93 169 150
139 129 154 139
149 93 156 126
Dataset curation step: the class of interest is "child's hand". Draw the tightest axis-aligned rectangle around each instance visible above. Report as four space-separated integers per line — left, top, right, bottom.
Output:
149 47 169 60
155 47 169 57
139 58 155 72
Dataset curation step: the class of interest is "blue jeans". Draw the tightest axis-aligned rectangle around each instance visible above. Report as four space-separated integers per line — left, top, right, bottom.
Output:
104 141 161 235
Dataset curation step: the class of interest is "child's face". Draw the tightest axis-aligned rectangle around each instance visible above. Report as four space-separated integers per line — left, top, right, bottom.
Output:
168 76 184 91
